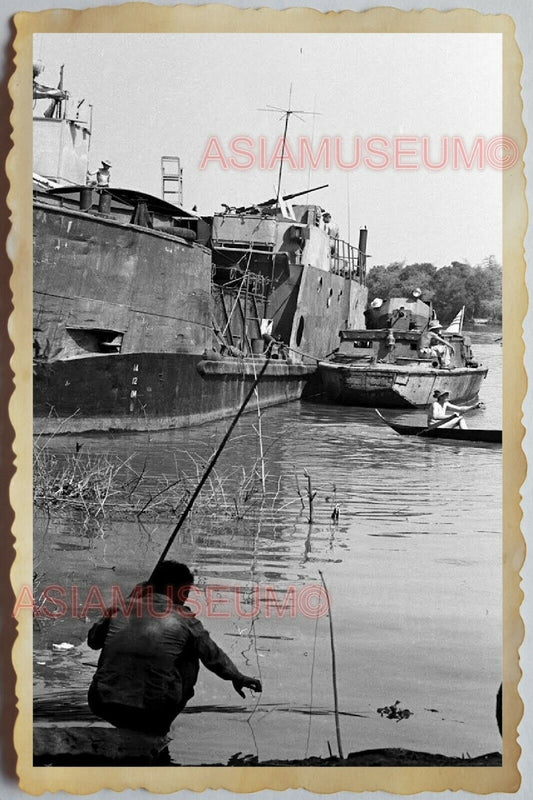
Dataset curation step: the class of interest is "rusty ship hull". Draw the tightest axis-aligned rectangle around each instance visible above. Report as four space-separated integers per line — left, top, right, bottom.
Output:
33 192 367 434
317 361 488 408
34 352 313 433
33 75 369 434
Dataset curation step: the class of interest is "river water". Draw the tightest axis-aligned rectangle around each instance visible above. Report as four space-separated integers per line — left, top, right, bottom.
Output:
33 341 502 764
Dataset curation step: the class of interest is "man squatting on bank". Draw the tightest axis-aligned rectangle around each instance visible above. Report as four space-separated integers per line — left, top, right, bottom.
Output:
88 561 262 735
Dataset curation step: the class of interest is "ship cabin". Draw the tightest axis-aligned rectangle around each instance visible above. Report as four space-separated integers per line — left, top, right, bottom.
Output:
334 297 477 370
210 201 368 287
364 296 430 330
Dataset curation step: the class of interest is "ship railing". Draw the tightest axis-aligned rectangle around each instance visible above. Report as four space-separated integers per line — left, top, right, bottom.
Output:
330 238 366 284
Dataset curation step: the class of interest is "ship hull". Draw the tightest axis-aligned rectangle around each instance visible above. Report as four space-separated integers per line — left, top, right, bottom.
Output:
33 195 367 433
316 362 488 408
34 353 314 434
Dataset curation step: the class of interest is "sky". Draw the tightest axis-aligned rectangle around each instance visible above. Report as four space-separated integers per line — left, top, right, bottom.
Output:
34 33 502 267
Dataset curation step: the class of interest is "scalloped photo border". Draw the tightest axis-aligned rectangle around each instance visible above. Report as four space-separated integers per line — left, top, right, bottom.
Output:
7 3 526 794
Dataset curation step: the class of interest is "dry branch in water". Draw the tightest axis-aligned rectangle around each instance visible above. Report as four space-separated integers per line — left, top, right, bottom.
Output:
34 443 275 524
34 440 343 533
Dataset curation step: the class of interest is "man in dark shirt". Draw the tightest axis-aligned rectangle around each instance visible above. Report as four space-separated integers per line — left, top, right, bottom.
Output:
88 561 262 735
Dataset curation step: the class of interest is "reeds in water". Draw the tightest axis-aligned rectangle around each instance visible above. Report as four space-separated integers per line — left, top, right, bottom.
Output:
34 440 341 530
33 446 134 519
33 444 270 524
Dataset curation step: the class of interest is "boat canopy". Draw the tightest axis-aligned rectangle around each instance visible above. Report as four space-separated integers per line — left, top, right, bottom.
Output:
46 185 200 218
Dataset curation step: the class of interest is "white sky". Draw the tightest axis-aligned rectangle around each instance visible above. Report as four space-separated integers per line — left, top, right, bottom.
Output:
34 33 502 267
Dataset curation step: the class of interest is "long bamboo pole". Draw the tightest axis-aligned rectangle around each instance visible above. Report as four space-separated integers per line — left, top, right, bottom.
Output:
150 355 271 577
318 569 344 760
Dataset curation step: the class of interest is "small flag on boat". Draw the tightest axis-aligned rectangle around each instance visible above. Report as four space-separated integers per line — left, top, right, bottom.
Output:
446 306 465 334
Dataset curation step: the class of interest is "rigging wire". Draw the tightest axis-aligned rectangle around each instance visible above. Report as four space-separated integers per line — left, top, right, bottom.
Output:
244 520 263 761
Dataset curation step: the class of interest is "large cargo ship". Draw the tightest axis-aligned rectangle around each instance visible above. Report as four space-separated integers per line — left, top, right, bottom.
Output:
32 70 368 433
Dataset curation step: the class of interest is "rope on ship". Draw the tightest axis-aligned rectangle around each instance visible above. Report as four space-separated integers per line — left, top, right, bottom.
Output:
215 226 267 361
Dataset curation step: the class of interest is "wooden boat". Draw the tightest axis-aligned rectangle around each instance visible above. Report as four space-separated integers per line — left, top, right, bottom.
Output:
315 297 488 408
375 410 502 443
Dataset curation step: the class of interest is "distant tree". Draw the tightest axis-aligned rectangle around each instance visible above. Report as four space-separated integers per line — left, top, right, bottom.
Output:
366 262 405 301
468 260 502 322
365 258 502 324
432 262 473 323
397 263 437 301
479 254 500 271
478 297 502 323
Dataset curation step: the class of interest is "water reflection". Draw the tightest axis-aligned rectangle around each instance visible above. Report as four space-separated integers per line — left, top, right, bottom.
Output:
34 344 502 763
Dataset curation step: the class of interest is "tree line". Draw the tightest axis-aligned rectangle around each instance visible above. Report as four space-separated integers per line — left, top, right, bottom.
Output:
366 257 502 325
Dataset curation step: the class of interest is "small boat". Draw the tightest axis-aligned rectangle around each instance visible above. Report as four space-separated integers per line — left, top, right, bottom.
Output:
316 296 488 408
375 410 502 443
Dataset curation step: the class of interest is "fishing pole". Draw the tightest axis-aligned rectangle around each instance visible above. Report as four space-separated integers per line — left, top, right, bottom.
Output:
150 354 272 577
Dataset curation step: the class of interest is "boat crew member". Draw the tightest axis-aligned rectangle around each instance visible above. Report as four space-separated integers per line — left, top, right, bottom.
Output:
427 389 481 430
322 212 338 237
322 212 339 254
88 160 112 187
87 560 262 735
418 320 455 367
96 160 112 187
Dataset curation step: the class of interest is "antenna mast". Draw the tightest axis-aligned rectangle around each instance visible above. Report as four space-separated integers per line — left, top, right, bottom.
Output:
259 86 320 208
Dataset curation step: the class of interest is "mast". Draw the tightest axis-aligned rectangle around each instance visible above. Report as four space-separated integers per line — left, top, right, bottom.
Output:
276 97 291 206
259 87 319 210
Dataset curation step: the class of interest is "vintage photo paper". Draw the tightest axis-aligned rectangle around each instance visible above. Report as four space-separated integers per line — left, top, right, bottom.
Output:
8 3 526 794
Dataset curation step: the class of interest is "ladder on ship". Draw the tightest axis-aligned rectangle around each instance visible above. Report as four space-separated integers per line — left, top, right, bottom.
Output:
214 272 268 355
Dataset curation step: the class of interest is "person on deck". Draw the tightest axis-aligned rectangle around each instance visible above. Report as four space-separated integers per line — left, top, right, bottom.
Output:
418 320 455 367
322 211 339 237
96 160 112 187
322 212 339 255
87 560 262 736
88 160 112 187
427 389 481 430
